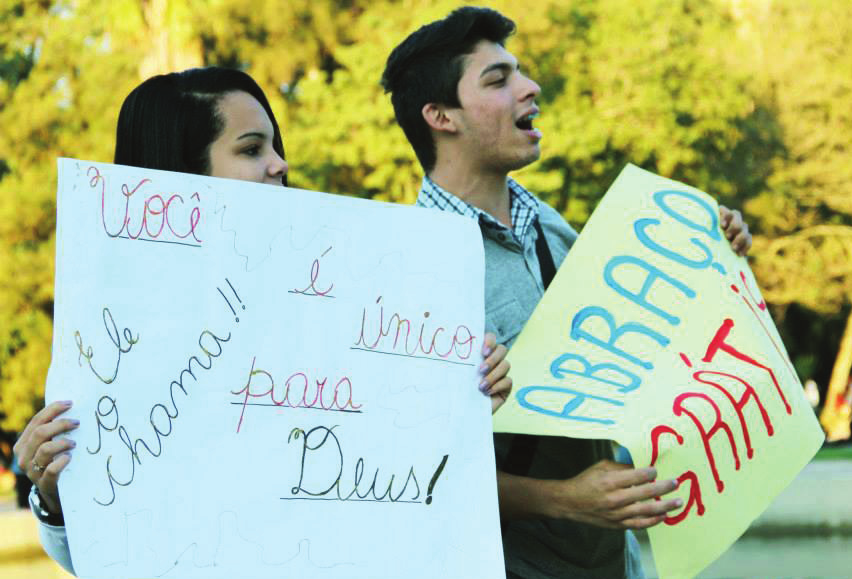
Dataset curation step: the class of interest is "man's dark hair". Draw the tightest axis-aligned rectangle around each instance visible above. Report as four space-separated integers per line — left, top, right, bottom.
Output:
114 67 285 180
381 7 515 172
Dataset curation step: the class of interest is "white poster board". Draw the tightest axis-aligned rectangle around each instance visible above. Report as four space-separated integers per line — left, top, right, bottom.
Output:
48 159 504 579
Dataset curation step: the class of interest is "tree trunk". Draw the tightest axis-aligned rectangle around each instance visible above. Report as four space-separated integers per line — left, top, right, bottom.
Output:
138 0 203 80
820 309 852 441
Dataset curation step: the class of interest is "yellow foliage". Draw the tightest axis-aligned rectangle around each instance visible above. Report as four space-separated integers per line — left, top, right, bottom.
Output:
1 0 850 431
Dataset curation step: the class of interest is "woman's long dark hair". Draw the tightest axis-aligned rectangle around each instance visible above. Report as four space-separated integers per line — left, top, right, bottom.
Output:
114 67 285 178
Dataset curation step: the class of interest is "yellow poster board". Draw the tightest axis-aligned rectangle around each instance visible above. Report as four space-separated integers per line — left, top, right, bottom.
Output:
493 164 824 579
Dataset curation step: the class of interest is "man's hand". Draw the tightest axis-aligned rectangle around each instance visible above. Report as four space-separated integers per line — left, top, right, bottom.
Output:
719 205 752 256
551 459 682 529
499 459 683 530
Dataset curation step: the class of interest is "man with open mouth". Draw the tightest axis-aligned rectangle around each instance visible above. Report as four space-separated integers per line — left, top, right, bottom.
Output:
382 6 752 579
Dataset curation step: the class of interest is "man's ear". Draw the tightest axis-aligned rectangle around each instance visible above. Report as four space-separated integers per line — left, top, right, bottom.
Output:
421 103 458 134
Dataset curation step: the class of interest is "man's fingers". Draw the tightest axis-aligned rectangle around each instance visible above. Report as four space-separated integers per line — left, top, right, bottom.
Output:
719 207 753 257
730 211 743 236
724 217 742 240
598 463 658 489
726 225 740 241
568 461 690 529
719 205 732 228
621 514 668 530
731 216 752 255
592 496 683 530
608 477 679 508
719 206 745 238
620 496 683 520
732 232 748 255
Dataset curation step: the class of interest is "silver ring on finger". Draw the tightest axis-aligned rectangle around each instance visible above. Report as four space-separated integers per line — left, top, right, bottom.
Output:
32 460 48 474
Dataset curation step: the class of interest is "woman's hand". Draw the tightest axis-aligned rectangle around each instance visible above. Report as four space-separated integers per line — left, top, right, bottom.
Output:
13 401 79 515
479 333 512 414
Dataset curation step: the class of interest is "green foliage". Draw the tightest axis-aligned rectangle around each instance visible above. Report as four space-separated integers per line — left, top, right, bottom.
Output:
742 0 852 315
1 0 850 430
814 444 852 461
510 0 761 222
0 0 153 430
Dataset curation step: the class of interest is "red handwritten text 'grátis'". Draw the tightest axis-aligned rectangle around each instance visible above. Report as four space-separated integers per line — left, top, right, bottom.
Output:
650 316 792 526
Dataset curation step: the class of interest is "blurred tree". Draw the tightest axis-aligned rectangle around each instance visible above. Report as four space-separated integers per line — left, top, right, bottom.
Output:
738 0 852 440
0 0 127 431
0 0 204 430
512 0 765 223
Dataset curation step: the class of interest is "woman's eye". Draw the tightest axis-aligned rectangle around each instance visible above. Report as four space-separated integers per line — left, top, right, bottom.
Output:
241 145 261 157
489 77 506 87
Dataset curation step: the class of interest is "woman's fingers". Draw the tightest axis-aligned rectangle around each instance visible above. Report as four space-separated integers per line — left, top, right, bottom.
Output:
14 401 74 464
32 438 77 474
478 340 512 412
13 401 78 489
37 452 72 514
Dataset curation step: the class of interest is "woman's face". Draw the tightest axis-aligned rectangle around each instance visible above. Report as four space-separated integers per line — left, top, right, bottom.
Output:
207 91 288 186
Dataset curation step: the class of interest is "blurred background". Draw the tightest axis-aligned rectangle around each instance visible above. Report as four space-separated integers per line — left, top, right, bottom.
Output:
0 0 850 577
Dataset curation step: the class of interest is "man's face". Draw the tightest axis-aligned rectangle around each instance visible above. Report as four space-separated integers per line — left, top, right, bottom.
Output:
449 40 542 173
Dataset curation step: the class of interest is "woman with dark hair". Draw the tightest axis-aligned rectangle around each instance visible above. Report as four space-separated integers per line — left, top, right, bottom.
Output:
114 67 288 183
14 66 511 576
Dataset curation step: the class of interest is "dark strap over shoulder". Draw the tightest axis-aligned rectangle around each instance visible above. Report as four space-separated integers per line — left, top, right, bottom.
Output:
501 218 554 476
533 218 556 290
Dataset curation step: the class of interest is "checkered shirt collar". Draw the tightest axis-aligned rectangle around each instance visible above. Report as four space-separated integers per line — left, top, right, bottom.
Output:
416 176 540 242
